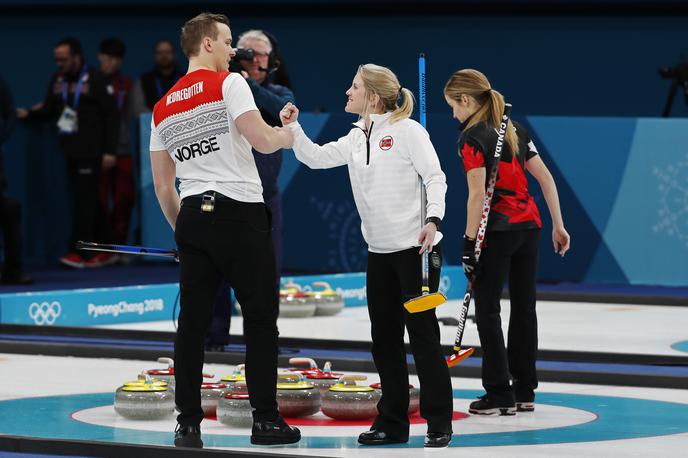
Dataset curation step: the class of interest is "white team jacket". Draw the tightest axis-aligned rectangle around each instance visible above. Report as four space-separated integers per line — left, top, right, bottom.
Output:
288 111 447 253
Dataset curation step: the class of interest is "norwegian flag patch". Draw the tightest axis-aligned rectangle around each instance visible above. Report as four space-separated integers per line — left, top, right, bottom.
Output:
379 135 393 150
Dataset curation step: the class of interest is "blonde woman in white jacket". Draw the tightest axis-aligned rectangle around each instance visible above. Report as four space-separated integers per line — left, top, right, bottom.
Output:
280 64 452 448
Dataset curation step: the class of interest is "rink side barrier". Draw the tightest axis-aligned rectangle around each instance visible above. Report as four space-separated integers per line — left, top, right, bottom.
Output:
0 267 465 327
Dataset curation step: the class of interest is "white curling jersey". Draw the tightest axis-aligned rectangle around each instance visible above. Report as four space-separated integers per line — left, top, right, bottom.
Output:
149 69 264 202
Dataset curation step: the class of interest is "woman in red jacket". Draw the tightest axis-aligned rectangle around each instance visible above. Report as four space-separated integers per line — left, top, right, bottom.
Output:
444 69 570 415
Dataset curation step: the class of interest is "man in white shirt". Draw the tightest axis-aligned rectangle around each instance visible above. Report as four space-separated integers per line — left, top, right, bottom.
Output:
149 12 299 448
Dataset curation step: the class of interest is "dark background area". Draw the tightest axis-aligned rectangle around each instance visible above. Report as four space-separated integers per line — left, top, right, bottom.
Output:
1 0 687 271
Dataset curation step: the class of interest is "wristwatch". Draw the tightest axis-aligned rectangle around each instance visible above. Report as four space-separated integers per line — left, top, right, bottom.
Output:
425 216 441 230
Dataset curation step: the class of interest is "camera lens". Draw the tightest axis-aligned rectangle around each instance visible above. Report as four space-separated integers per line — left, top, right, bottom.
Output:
235 48 255 61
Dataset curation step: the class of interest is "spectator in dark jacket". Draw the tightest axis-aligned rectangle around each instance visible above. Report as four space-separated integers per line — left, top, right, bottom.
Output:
129 39 183 116
90 38 136 267
17 37 119 268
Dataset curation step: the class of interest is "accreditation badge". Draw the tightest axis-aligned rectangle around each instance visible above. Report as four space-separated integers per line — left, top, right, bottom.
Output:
57 106 78 134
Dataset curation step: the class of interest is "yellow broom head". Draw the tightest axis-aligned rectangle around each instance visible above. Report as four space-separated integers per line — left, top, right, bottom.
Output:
403 292 446 313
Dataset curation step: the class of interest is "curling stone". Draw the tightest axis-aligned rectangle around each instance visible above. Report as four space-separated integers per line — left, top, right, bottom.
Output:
304 361 349 396
369 382 420 415
288 357 322 376
217 391 253 427
321 375 381 420
219 364 246 394
145 357 175 387
124 372 169 390
308 281 345 316
219 380 248 397
114 375 175 420
279 282 317 318
145 357 215 389
277 371 302 384
276 380 321 417
201 382 227 417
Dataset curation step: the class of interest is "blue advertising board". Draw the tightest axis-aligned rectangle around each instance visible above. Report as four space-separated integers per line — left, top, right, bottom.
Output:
0 284 179 326
0 268 466 326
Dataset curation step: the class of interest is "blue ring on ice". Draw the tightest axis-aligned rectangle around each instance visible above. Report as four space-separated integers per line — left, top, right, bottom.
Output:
1 389 687 448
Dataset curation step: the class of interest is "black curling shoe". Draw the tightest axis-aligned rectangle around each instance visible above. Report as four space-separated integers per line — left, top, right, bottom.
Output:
251 416 301 445
424 432 452 448
516 400 535 412
357 429 408 445
469 394 516 416
174 424 203 448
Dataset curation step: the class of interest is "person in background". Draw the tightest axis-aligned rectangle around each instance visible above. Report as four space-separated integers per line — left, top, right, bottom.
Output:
129 39 184 116
0 76 32 284
89 38 136 267
205 29 294 352
17 37 119 268
128 40 183 239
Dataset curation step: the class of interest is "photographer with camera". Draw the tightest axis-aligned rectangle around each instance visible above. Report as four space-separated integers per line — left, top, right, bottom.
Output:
205 30 294 351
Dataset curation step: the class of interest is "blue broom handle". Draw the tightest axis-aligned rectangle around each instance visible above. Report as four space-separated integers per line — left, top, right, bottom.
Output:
418 53 426 129
418 53 430 292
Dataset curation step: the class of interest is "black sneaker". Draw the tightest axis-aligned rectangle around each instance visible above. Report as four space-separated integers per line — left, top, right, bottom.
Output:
424 432 451 448
468 395 516 416
251 416 301 445
174 424 203 448
357 429 408 445
516 401 535 412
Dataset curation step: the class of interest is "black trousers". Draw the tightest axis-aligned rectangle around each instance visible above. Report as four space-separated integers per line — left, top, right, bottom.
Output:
205 279 233 346
174 194 279 427
473 229 540 404
367 245 453 439
66 157 101 253
206 192 283 346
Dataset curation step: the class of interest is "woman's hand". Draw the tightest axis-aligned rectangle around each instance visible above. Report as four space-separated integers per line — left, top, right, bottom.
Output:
280 102 299 125
417 222 437 254
553 225 570 257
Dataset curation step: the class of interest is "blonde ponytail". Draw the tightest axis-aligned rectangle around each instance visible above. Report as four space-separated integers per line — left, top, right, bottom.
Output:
390 87 415 123
487 89 518 154
444 69 519 154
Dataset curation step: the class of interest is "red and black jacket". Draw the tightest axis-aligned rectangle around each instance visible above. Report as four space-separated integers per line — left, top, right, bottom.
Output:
459 119 542 232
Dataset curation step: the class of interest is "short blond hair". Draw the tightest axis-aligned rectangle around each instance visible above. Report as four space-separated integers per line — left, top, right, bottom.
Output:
180 12 230 58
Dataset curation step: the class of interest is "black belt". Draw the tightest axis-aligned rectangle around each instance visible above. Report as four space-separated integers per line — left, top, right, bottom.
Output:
181 192 265 218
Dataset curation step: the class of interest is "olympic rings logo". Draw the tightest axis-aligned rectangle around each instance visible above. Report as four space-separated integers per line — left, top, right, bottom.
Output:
439 275 451 294
28 301 62 326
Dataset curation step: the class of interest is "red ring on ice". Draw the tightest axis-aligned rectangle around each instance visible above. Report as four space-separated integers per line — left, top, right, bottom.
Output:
282 411 468 427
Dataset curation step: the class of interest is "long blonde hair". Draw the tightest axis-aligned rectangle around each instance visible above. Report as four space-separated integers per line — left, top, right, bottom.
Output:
444 69 518 154
357 63 414 124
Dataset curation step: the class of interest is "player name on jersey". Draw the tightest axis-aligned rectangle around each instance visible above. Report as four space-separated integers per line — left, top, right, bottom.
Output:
166 81 204 106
